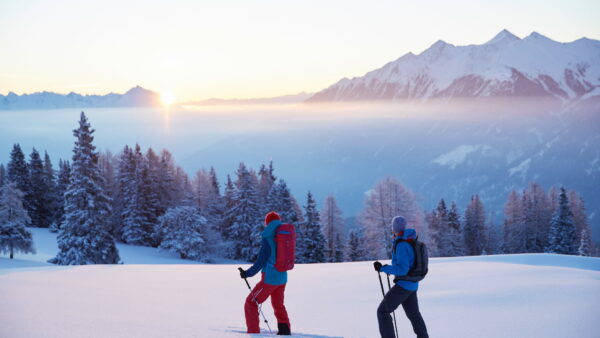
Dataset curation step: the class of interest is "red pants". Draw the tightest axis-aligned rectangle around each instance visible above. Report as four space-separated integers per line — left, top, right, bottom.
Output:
244 278 290 334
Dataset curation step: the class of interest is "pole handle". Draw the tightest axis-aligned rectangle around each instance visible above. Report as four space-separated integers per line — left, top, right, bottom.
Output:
238 267 251 290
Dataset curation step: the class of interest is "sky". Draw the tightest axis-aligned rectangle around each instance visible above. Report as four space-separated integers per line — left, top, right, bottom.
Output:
1 0 599 102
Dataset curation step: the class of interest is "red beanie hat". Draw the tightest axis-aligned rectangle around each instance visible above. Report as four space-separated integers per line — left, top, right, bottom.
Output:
265 211 281 225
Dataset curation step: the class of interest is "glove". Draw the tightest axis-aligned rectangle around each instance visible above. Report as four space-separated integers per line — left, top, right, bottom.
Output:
373 261 383 272
239 269 247 279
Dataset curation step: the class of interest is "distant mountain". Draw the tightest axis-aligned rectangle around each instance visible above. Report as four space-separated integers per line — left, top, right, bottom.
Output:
307 30 600 104
0 86 161 110
184 92 313 106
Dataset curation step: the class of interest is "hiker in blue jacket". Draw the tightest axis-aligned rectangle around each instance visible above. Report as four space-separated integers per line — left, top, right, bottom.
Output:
374 216 429 338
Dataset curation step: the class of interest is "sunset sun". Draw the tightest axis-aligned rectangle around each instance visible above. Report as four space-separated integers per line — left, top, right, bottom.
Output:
161 92 175 106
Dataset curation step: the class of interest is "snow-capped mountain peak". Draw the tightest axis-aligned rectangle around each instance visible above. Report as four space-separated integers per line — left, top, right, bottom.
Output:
485 29 521 45
307 30 600 104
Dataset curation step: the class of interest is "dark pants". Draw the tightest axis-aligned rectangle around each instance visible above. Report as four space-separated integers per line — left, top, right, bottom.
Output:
377 285 429 338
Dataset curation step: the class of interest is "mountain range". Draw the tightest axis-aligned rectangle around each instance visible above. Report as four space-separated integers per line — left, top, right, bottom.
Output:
0 86 161 110
307 30 600 104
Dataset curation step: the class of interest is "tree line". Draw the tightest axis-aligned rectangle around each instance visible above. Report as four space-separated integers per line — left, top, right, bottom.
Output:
0 112 597 263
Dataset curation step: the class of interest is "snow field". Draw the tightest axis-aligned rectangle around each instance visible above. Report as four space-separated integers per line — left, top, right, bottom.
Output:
1 252 599 337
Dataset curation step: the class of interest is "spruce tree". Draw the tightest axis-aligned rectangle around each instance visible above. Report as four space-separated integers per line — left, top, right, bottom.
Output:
546 187 578 255
464 195 487 256
28 148 53 228
50 112 119 265
158 206 210 261
346 229 367 261
267 179 300 224
447 202 464 256
51 160 71 233
0 164 6 187
7 144 31 214
298 191 326 263
120 144 154 246
0 183 35 259
220 175 236 240
428 199 450 257
229 163 262 261
43 151 60 227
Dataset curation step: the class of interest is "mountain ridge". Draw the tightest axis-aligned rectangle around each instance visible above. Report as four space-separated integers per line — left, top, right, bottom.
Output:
0 86 161 110
307 30 600 104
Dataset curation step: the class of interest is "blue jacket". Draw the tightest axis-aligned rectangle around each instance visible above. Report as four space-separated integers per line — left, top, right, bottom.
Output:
380 229 419 291
245 219 287 285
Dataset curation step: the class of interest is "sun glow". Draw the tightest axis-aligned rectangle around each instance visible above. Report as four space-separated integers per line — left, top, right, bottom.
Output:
161 92 175 106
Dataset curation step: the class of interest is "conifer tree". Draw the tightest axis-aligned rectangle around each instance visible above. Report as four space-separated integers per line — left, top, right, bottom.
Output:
346 229 367 261
428 199 450 257
158 206 210 261
267 179 300 224
447 202 464 256
43 151 60 226
7 144 31 214
464 195 487 256
28 148 53 228
546 187 578 255
50 160 71 233
50 112 119 265
297 191 326 263
220 175 236 240
0 163 6 187
0 183 35 259
229 163 262 261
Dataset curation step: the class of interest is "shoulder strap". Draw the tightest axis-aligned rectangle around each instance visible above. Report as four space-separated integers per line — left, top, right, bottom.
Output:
393 236 419 255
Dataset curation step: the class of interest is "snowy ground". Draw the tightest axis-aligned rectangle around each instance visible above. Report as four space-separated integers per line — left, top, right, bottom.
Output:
1 229 599 338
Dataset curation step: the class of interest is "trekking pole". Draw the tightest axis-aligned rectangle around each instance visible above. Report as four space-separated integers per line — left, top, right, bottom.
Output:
386 274 399 338
238 267 272 334
377 271 386 297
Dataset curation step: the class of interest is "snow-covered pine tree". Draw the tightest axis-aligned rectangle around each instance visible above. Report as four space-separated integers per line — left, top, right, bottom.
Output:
258 161 276 209
27 148 53 228
158 206 210 261
51 112 119 265
7 144 31 216
447 202 464 256
43 151 60 228
321 195 345 262
267 179 301 224
229 163 262 261
0 182 35 259
297 191 326 263
485 214 501 255
346 229 367 261
359 177 423 260
428 199 451 257
502 190 524 253
50 160 71 233
220 175 236 240
0 163 6 187
120 144 155 246
158 149 178 209
464 195 487 256
546 187 578 255
578 227 593 256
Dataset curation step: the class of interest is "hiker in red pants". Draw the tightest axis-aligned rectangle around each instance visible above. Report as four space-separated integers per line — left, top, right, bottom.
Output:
240 211 292 335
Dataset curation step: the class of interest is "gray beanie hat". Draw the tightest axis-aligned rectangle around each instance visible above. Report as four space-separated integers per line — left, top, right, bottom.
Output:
391 216 407 233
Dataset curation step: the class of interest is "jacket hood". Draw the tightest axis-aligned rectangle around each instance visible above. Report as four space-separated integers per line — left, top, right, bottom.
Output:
262 219 282 238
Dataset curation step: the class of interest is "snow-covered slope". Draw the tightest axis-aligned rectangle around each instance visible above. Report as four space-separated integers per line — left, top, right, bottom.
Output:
0 86 161 110
308 30 600 103
1 247 599 337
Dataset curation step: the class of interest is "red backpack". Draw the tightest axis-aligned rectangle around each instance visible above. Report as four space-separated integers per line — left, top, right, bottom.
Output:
274 223 296 272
